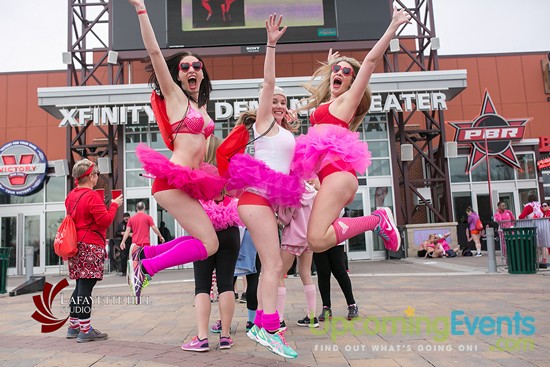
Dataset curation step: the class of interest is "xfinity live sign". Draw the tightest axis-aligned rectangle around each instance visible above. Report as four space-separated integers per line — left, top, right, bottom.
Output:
313 307 535 352
57 91 447 126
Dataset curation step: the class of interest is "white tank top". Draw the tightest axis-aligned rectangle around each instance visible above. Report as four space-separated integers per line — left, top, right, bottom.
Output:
253 123 295 174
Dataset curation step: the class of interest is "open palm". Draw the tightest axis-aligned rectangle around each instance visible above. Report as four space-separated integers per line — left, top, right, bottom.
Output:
266 14 287 45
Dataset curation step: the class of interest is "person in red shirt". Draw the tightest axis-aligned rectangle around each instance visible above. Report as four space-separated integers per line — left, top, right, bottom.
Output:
541 202 550 217
120 202 165 249
65 159 123 342
518 194 543 219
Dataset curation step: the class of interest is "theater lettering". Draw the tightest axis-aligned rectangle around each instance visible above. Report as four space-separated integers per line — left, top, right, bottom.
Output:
214 92 447 120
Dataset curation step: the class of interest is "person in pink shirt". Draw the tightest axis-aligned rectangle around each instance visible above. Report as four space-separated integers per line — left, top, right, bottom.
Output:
494 201 515 227
120 202 165 248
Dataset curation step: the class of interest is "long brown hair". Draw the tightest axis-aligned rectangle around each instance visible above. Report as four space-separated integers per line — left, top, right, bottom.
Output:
298 56 371 132
146 51 212 108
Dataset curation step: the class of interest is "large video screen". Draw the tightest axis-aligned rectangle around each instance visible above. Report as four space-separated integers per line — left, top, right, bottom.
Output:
167 0 338 48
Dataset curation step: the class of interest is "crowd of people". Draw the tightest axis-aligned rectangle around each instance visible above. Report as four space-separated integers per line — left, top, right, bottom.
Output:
62 0 410 358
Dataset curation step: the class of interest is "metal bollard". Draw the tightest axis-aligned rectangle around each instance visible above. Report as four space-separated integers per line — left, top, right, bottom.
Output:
485 227 497 273
25 246 34 281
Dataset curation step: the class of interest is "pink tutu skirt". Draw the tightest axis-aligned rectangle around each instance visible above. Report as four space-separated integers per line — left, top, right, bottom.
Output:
201 199 243 231
227 154 303 208
136 144 226 201
291 125 371 180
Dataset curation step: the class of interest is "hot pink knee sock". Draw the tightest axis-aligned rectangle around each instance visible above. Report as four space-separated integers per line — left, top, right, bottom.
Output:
262 311 280 332
141 237 207 276
254 309 264 328
332 215 380 244
277 287 286 322
304 284 316 317
143 236 192 258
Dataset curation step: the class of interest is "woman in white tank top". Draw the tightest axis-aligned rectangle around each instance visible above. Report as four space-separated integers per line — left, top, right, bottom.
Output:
224 15 302 359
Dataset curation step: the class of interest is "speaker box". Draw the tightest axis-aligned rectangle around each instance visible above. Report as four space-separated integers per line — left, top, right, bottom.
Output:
445 142 458 158
97 157 112 174
401 144 414 162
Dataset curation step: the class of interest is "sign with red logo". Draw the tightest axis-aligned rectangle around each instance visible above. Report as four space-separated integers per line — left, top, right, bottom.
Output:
0 140 47 196
539 137 550 154
448 91 530 173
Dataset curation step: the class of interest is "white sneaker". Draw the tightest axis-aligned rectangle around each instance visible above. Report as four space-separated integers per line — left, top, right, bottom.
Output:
475 252 482 257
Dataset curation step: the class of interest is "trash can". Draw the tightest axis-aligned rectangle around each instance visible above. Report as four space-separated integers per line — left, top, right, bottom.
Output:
502 227 537 274
0 247 11 294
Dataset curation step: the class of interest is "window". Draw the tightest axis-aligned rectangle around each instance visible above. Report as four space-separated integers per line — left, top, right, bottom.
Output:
449 157 469 183
516 154 536 180
124 112 162 188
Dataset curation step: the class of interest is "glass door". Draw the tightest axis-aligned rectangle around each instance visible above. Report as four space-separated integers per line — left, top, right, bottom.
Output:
2 212 44 275
346 188 368 260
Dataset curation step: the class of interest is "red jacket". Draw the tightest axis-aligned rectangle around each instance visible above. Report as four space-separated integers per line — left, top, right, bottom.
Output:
65 187 119 246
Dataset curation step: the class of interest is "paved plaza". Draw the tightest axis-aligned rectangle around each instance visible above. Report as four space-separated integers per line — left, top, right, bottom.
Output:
1 255 548 367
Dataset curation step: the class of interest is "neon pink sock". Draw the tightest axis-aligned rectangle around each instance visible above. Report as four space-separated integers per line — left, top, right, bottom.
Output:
304 284 316 317
141 237 207 276
277 287 286 322
143 236 192 258
262 311 280 332
332 215 380 244
254 309 264 328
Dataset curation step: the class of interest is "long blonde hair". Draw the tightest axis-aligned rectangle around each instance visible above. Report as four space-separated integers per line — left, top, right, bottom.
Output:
298 56 371 132
204 135 222 166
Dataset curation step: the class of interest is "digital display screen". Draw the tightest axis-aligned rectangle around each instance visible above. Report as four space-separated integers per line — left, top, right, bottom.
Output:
167 0 338 48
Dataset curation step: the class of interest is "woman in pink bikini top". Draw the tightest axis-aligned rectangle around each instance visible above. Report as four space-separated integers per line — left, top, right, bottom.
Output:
128 0 226 307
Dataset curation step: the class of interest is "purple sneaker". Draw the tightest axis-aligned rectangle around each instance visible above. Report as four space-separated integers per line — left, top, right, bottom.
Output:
219 336 233 350
372 207 400 252
181 336 209 352
128 260 149 303
210 320 221 333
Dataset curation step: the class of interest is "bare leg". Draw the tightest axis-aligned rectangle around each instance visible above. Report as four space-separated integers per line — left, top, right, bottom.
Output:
307 172 357 252
194 293 211 340
218 290 235 336
154 189 218 256
239 205 281 316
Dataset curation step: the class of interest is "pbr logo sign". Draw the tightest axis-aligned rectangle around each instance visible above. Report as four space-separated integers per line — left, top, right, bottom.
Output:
0 140 47 196
449 91 530 173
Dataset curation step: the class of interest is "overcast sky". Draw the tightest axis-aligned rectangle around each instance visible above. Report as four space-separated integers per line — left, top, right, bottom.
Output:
1 0 549 73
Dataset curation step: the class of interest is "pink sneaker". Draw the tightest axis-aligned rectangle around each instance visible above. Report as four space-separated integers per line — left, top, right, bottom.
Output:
372 207 400 252
181 336 209 352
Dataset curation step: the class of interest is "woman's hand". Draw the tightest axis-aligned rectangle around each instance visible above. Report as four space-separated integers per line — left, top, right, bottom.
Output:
327 48 340 63
112 195 123 208
391 6 412 27
266 13 287 46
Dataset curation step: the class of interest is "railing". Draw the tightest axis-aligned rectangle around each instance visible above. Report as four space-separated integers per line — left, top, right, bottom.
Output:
496 217 550 263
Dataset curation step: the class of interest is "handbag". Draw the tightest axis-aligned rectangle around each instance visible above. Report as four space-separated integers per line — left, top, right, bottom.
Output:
216 119 276 177
475 219 483 231
53 191 90 260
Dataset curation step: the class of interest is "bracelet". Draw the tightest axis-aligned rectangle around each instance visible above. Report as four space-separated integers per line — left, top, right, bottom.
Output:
266 45 276 49
137 9 147 15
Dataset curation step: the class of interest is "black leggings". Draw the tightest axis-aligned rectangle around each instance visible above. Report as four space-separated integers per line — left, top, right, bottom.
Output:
313 245 355 308
69 278 98 320
194 226 240 295
234 254 261 310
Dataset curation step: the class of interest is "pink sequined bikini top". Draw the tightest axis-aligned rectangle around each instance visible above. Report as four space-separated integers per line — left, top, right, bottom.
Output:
171 102 215 138
310 101 349 129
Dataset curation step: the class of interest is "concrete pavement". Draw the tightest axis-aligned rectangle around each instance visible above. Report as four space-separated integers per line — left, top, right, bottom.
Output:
1 255 549 367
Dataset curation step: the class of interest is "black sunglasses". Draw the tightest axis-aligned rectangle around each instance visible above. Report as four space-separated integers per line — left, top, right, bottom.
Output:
332 64 354 76
179 61 203 72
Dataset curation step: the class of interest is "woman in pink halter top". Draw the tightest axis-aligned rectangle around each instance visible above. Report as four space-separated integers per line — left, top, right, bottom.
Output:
292 7 411 254
126 0 226 319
